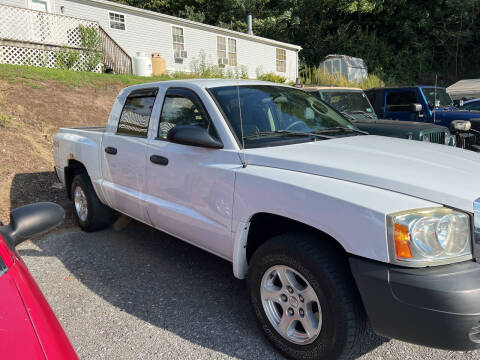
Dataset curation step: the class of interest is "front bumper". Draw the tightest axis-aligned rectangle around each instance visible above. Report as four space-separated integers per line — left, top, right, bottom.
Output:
455 132 480 151
350 257 480 350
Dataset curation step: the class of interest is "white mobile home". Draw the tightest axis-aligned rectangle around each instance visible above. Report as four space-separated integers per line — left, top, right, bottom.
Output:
0 0 301 81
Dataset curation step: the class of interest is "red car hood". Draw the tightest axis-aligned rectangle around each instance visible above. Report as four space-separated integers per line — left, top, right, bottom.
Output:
0 269 46 359
0 237 78 360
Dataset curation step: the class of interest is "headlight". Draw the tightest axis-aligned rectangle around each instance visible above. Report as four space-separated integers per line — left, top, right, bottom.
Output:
388 208 471 265
451 120 471 131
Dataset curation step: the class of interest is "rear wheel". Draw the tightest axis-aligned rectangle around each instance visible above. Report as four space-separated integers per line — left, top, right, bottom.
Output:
248 233 366 360
71 173 117 232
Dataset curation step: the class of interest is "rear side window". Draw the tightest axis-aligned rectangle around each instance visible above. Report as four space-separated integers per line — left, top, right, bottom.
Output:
386 91 418 112
158 88 215 139
117 88 158 137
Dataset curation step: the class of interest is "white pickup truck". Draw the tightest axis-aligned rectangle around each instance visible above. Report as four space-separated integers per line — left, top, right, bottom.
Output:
54 80 480 360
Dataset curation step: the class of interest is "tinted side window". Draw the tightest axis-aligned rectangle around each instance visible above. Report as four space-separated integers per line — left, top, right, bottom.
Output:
158 88 213 139
464 102 480 111
386 91 418 112
117 88 158 137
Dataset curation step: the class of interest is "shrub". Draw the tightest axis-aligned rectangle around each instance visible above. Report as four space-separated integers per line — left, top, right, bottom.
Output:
78 24 102 72
189 51 249 79
257 72 286 83
55 46 79 70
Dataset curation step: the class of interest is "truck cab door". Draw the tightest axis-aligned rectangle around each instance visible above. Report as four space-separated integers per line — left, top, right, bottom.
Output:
144 87 238 259
101 88 158 223
384 89 424 122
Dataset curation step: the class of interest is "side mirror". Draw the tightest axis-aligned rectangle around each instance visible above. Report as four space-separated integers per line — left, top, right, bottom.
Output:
0 202 64 247
167 125 223 149
409 103 423 112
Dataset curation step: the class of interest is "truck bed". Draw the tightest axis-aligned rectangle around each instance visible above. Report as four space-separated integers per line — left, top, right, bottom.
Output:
59 126 106 133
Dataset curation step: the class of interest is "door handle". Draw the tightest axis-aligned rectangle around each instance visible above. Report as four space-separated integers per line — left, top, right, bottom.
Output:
150 155 168 166
105 146 117 155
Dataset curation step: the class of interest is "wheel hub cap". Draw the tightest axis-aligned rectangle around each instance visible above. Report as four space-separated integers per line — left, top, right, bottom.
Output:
74 186 88 222
260 265 322 345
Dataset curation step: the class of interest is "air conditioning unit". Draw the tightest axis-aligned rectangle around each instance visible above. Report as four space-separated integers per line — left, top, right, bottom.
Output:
218 58 228 66
174 51 188 59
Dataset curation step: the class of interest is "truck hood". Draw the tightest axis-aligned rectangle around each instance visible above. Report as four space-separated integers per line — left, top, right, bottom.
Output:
354 119 447 140
435 108 480 120
244 135 480 212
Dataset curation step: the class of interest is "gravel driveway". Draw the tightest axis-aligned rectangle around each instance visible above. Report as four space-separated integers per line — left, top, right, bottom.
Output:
17 220 480 360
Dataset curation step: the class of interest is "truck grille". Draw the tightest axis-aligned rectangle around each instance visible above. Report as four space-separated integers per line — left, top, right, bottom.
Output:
424 131 446 144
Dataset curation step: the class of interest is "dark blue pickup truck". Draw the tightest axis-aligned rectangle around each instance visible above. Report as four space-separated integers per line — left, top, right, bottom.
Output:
366 86 480 151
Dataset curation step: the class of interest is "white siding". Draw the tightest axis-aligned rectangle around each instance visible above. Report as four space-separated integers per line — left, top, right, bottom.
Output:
0 0 299 81
55 0 299 81
0 0 27 7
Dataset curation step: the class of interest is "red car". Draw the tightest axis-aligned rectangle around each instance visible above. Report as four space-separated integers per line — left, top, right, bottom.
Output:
0 202 78 360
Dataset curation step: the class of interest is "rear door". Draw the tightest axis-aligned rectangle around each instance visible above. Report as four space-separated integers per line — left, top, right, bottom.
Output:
144 87 239 259
384 89 424 121
101 88 158 223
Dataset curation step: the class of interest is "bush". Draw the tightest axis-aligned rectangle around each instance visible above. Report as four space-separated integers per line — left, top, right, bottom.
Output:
257 72 286 83
189 51 249 79
55 46 79 70
78 24 102 72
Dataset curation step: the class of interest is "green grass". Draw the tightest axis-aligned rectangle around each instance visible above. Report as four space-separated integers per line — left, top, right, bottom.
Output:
0 64 177 89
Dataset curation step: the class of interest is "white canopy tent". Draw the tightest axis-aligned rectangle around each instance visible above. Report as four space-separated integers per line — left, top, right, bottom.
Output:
447 79 480 100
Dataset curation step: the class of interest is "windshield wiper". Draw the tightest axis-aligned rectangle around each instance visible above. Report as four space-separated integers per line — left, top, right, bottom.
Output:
315 126 369 135
243 130 334 140
349 110 375 119
340 111 357 121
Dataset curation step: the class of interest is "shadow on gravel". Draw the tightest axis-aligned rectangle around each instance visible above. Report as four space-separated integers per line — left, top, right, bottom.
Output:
18 220 387 359
10 172 76 227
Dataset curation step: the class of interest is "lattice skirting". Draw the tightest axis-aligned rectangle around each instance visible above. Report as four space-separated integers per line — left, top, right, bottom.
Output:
0 44 102 72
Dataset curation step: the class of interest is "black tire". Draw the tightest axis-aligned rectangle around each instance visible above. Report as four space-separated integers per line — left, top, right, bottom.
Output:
248 232 366 360
71 173 117 232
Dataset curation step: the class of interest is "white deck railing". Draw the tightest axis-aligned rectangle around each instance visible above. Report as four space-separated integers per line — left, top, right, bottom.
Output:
0 4 99 48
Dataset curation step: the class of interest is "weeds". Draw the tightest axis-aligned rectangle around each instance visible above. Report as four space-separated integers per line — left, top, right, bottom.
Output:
299 65 384 89
257 72 286 83
0 114 12 128
56 46 80 70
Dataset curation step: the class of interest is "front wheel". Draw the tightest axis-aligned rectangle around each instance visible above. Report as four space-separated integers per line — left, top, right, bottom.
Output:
248 233 366 360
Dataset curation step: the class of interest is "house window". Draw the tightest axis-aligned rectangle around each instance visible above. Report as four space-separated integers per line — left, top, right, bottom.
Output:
217 36 227 65
172 26 185 63
228 38 237 66
109 12 125 30
276 48 286 73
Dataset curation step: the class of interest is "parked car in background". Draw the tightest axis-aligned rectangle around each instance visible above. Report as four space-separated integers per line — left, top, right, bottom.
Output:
365 86 480 151
0 202 78 360
55 80 480 360
303 86 455 146
461 99 480 111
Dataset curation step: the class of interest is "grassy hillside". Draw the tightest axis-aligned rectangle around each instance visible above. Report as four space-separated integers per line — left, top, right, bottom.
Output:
0 64 173 89
0 65 164 224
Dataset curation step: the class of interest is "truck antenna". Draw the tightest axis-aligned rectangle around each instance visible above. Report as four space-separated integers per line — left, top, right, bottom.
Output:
433 74 437 123
237 84 247 168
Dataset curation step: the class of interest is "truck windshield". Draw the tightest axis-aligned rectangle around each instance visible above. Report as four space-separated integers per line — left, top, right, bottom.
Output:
421 87 454 108
321 91 376 118
209 85 357 148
